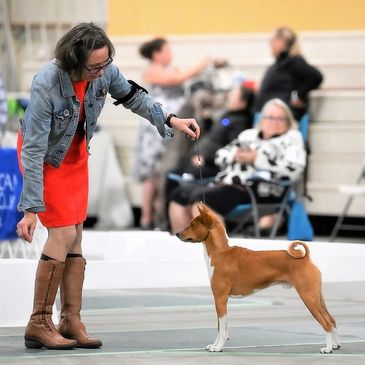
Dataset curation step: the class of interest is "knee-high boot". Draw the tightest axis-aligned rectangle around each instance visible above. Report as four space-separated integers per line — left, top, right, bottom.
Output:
58 255 102 348
24 259 78 349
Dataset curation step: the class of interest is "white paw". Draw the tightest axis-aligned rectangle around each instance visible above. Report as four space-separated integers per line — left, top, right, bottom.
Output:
332 344 341 350
205 343 223 352
320 346 333 354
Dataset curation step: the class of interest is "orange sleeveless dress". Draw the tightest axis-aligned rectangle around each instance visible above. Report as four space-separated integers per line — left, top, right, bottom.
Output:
18 80 89 227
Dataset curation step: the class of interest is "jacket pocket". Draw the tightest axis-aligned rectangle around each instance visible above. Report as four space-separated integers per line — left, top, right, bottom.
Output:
53 108 73 134
95 87 108 114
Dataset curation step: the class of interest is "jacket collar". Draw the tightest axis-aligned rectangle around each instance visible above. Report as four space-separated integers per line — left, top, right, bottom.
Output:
57 63 75 97
276 51 289 62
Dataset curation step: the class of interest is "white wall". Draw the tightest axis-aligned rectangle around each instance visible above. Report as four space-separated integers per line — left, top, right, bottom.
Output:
1 231 365 327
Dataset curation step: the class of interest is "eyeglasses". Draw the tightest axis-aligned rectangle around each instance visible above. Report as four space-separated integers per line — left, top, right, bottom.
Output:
262 114 288 123
84 57 113 75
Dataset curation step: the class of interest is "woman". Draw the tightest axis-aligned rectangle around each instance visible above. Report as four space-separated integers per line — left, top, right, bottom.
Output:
168 98 306 234
135 37 211 229
255 27 323 121
16 23 200 350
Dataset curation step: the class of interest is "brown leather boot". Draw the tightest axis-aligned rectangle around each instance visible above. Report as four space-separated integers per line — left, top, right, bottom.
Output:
58 256 102 348
24 259 78 349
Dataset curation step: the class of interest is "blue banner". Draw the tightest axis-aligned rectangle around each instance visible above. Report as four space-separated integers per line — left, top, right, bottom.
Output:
0 148 23 240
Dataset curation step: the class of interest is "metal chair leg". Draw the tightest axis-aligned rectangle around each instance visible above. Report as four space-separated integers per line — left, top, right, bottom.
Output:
329 195 355 242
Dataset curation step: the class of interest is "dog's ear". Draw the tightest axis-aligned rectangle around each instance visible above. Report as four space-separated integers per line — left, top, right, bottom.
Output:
197 201 206 216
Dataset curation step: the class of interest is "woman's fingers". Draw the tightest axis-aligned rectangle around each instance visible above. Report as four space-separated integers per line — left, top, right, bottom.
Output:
16 221 34 243
190 119 201 139
184 119 200 140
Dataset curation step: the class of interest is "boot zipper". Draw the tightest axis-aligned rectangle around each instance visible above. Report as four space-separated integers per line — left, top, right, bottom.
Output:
41 265 56 331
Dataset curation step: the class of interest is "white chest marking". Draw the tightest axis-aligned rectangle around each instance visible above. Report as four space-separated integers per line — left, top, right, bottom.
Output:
203 245 214 281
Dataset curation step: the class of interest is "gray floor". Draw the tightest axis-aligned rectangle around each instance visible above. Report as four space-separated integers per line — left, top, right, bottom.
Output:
0 282 365 365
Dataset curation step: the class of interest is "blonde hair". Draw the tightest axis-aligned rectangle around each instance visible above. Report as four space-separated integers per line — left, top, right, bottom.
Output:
274 26 301 56
257 98 297 130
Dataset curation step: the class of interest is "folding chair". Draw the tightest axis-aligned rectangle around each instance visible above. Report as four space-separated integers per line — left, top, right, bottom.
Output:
225 175 296 238
329 160 365 242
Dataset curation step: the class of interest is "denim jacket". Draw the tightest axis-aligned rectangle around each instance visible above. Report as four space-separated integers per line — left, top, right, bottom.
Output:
18 60 173 212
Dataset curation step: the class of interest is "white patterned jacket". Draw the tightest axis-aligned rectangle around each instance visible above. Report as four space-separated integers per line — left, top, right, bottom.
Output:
214 128 306 187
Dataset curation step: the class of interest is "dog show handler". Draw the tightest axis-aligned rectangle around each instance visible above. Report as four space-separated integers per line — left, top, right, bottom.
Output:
16 22 200 350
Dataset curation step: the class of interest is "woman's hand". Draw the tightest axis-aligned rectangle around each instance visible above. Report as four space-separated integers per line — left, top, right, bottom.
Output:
17 211 37 243
291 98 305 108
290 91 305 108
170 116 200 140
235 148 257 164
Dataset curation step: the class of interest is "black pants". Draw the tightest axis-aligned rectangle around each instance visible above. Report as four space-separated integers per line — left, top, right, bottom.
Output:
169 182 287 216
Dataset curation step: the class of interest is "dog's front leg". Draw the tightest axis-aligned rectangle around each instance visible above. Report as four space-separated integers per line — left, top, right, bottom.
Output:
205 315 229 352
206 295 229 352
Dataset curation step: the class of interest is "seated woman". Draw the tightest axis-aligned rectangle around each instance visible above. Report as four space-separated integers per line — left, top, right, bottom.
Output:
168 98 307 234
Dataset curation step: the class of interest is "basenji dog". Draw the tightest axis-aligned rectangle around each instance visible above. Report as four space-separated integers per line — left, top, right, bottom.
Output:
176 202 341 354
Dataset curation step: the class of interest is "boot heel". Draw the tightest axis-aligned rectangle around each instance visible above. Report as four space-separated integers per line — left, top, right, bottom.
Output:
24 336 43 349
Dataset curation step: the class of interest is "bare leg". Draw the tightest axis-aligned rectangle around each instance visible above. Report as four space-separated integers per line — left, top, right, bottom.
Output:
191 203 200 218
68 223 83 255
140 178 156 227
191 202 225 222
168 201 192 234
43 225 77 262
259 214 276 228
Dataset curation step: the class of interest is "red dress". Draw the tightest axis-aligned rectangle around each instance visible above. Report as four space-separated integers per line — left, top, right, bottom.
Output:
18 80 89 227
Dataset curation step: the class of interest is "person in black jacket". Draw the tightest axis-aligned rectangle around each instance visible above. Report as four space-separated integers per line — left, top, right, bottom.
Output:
183 84 255 178
254 27 322 234
255 27 323 121
161 83 255 227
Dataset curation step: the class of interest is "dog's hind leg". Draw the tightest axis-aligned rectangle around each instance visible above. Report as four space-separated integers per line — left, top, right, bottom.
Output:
296 288 336 354
293 267 339 353
330 327 341 350
206 290 229 352
320 294 341 350
320 293 336 327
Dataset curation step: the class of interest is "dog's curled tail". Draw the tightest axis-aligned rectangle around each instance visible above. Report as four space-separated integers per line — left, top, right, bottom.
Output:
287 240 310 259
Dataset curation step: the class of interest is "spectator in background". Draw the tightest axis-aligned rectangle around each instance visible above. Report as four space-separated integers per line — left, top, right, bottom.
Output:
162 82 256 227
168 98 306 234
134 37 211 229
16 23 200 351
254 26 323 232
255 26 323 121
0 70 7 138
